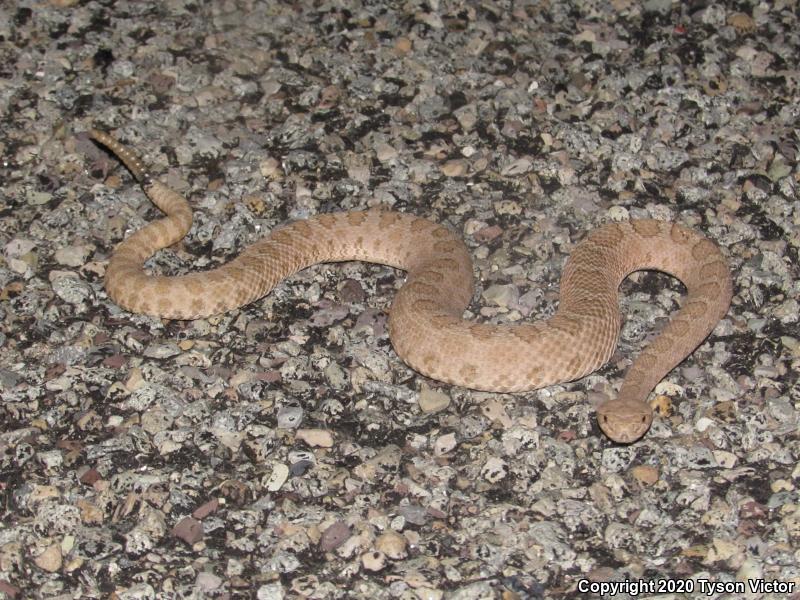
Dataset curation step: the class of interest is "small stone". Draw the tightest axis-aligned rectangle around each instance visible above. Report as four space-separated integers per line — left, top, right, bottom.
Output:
361 550 387 571
775 298 799 324
607 206 629 221
681 544 708 559
7 257 32 276
454 104 477 131
418 388 450 414
703 76 728 97
415 588 443 600
260 157 281 179
289 459 313 476
143 342 181 359
651 394 672 416
345 154 370 184
631 465 659 486
309 303 349 327
394 37 412 54
196 572 222 592
266 463 290 491
0 581 21 599
602 447 637 473
783 509 800 537
482 284 519 309
324 362 348 389
473 225 503 243
5 238 36 257
481 457 508 483
29 485 59 503
172 516 203 545
277 406 303 429
375 530 407 560
771 479 794 492
397 504 428 526
643 0 672 15
704 538 739 563
126 518 163 556
736 557 763 583
415 5 443 25
781 336 799 355
192 498 219 519
33 543 62 572
727 12 756 34
493 199 522 215
213 429 244 453
441 159 467 177
102 354 127 369
141 407 173 434
319 85 341 109
50 273 94 305
77 500 104 524
695 416 716 432
319 521 350 552
375 142 398 162
434 433 457 456
500 157 532 176
27 190 52 205
262 79 281 97
256 583 285 600
339 279 365 303
296 428 334 448
54 244 92 267
37 450 62 469
125 368 145 392
739 501 767 519
79 468 101 485
713 450 738 469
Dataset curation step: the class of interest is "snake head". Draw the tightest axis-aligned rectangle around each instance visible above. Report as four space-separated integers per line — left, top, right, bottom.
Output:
597 399 653 444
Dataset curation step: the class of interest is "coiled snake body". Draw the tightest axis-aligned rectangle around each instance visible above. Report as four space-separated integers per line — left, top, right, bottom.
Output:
88 130 733 443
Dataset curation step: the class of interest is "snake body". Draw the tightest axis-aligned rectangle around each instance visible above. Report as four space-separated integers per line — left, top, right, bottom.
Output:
88 130 733 443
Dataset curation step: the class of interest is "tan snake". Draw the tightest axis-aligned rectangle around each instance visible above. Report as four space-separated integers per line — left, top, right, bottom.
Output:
87 130 733 443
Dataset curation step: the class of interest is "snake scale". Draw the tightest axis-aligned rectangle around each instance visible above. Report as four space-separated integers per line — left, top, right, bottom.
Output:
87 130 733 443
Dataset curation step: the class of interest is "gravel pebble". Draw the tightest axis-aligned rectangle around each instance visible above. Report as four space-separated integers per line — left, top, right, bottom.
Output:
418 388 450 414
265 464 290 492
172 517 203 545
53 244 92 267
295 428 334 448
32 544 62 573
374 531 407 560
276 406 303 429
361 550 386 571
319 521 350 552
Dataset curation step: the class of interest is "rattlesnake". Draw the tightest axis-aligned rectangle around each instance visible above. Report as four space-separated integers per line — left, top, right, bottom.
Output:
87 129 733 443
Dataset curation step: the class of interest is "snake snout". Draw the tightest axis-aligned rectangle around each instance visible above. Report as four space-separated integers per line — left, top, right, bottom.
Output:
597 399 654 444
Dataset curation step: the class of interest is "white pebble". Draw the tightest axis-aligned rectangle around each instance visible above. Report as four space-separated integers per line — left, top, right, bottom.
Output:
418 388 450 414
361 550 387 571
265 464 290 491
296 428 334 448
